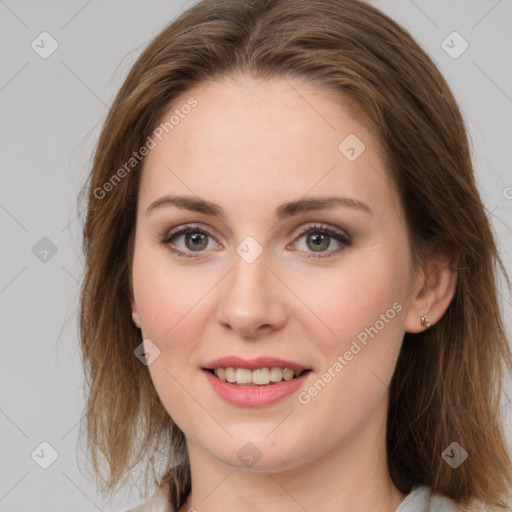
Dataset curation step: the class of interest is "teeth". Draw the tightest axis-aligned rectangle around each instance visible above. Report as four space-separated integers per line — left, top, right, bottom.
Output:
225 367 236 383
213 367 303 386
235 368 252 384
282 368 295 381
252 368 270 385
270 367 283 382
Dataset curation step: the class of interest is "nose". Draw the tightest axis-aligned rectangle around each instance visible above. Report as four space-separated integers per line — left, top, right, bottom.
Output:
215 249 288 339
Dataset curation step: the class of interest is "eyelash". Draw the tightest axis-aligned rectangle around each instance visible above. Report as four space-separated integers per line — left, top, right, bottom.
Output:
159 223 352 260
293 224 352 258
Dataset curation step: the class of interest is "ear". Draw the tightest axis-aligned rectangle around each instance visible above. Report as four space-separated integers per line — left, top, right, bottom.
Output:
404 247 458 333
130 290 142 329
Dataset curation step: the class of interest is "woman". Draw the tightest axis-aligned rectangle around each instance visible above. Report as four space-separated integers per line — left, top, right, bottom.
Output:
78 0 512 511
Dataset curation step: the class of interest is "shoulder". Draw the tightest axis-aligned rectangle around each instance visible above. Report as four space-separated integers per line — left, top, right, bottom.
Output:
396 485 460 512
123 480 175 512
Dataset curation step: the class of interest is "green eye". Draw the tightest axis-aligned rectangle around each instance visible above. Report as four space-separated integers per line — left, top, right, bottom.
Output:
160 225 217 258
305 232 331 252
292 224 352 258
160 223 352 260
184 232 209 251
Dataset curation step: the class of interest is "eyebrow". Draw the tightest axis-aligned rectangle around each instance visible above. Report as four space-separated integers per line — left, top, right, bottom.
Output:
145 195 372 219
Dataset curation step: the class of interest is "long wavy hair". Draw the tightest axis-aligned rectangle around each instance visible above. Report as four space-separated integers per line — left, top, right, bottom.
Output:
78 0 512 509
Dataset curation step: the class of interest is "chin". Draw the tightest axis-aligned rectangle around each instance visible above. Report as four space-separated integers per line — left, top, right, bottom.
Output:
206 429 310 472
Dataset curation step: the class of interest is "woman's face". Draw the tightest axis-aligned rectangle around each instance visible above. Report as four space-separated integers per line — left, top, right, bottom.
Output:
131 75 422 472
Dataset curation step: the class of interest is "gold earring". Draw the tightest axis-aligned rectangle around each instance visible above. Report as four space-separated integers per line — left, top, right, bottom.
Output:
421 314 432 329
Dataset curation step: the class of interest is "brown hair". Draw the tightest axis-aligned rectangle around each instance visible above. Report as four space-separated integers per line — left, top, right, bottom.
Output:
78 0 512 510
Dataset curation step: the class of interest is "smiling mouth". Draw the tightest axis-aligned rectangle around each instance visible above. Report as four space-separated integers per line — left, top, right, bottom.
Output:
206 367 311 386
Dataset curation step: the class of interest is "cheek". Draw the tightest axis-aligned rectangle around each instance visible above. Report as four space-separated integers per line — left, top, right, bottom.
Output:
291 244 409 419
289 252 408 350
131 246 216 430
289 245 409 409
132 244 211 347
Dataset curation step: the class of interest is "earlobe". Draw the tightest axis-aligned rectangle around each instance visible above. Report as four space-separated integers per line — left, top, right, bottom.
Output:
130 293 142 329
131 311 141 328
404 251 458 334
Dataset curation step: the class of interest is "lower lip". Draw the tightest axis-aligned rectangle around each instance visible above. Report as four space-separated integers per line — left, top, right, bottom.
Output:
204 370 311 407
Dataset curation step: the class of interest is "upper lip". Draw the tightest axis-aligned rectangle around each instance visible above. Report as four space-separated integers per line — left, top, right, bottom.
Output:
203 356 310 373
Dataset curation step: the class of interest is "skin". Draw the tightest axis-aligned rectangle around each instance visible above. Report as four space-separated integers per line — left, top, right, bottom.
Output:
130 74 457 512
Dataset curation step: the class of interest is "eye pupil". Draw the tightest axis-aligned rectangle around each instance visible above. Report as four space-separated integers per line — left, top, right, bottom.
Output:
186 232 208 251
307 232 330 252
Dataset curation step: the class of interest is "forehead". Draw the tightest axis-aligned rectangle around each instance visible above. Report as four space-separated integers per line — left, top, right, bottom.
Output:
138 75 398 220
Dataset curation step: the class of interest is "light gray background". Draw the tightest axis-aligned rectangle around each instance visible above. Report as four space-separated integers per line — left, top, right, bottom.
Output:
1 1 511 510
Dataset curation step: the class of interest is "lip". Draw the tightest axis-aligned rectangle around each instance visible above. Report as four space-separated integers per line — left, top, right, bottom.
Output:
204 369 311 407
203 356 309 373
